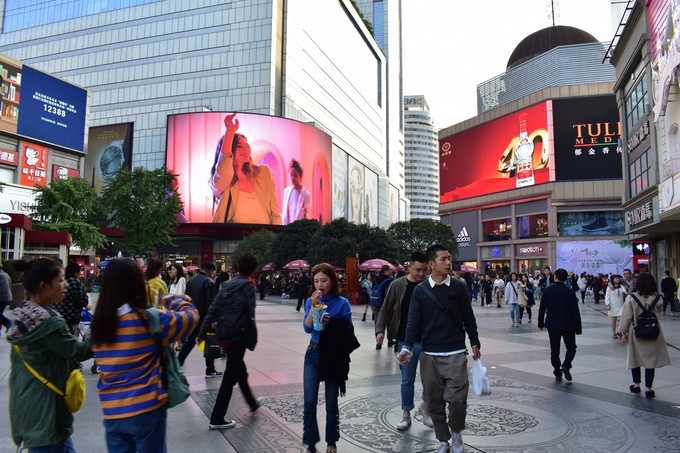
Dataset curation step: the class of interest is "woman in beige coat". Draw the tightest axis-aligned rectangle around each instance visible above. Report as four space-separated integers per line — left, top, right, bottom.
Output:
617 272 671 398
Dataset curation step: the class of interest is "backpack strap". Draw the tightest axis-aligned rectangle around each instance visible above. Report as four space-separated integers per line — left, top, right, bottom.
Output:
630 293 661 313
420 284 462 328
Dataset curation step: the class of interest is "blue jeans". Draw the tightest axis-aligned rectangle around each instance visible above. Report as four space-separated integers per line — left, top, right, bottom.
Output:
28 437 75 453
303 345 339 446
396 340 423 411
104 405 167 453
509 303 519 322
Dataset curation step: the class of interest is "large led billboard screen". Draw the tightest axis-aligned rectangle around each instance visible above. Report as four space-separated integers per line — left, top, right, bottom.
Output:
440 102 551 202
167 112 332 225
552 95 621 181
0 55 87 153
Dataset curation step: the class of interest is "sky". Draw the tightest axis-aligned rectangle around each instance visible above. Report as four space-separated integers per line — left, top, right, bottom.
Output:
401 0 622 129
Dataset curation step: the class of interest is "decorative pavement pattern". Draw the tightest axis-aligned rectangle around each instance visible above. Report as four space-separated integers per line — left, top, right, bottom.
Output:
192 372 680 453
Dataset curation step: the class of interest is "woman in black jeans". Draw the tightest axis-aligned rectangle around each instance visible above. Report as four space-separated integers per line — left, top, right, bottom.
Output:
519 274 535 323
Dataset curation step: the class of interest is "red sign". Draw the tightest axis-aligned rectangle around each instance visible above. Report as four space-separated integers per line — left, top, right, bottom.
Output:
0 148 18 167
51 165 79 180
19 141 48 187
440 102 551 202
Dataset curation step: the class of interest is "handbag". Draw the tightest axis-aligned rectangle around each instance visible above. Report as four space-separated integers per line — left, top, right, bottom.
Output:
146 308 190 408
203 332 222 359
13 345 86 413
511 283 528 307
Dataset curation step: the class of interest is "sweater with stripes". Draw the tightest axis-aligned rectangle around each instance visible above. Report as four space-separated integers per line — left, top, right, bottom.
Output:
92 294 198 419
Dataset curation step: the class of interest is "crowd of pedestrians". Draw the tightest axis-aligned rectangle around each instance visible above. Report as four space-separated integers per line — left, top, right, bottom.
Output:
2 251 676 452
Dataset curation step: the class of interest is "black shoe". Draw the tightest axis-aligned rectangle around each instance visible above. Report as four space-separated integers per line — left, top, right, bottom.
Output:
554 371 562 382
209 419 236 430
629 385 641 394
376 344 382 350
645 390 655 398
555 375 562 382
361 313 366 322
561 367 572 381
372 313 375 321
205 371 224 378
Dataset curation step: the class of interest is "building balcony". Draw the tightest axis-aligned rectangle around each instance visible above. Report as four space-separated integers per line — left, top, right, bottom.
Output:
662 158 680 180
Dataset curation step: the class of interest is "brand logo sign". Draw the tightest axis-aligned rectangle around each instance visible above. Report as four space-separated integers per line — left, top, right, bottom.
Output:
516 243 546 256
0 213 11 224
625 201 653 227
627 120 650 152
456 227 472 247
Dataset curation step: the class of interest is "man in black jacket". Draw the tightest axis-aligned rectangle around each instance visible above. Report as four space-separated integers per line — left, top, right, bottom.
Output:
296 270 312 312
660 270 677 316
178 261 222 378
397 245 480 453
538 268 582 382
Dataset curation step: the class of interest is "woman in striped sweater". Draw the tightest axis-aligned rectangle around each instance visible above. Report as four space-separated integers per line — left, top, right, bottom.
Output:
91 258 198 452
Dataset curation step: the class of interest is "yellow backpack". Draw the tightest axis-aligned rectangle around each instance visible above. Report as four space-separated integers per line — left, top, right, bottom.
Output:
13 345 86 413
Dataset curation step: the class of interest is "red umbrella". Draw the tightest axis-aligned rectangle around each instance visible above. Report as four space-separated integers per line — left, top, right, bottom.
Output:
283 259 309 270
359 259 396 272
261 262 275 271
461 264 479 273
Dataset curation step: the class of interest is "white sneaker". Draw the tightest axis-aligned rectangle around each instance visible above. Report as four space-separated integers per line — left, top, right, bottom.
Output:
436 441 451 453
419 401 433 428
396 416 411 431
451 431 464 453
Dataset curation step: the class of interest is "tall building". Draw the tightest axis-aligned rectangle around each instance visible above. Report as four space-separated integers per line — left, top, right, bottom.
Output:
0 0 398 266
403 95 438 220
439 26 627 276
354 0 408 222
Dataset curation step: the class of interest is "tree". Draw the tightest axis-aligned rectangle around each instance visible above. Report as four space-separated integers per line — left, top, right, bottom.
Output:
388 219 457 263
101 167 183 255
355 224 398 263
233 229 276 268
31 177 107 253
270 219 322 268
308 218 360 267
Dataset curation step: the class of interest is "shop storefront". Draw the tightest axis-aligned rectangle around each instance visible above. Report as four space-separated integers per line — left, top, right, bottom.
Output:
515 242 548 277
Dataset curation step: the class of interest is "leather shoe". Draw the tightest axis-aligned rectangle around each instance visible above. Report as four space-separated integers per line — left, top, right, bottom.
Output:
561 367 572 381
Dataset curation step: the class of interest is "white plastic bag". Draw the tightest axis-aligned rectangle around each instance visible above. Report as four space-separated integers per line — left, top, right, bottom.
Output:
471 359 491 396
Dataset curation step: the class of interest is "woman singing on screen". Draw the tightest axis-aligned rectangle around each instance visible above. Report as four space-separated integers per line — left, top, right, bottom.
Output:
210 113 282 224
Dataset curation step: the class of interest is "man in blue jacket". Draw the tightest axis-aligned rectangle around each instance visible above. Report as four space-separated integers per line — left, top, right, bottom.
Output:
397 245 480 453
538 268 582 382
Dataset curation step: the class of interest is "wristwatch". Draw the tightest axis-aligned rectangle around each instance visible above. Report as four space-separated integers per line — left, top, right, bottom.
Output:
100 139 125 181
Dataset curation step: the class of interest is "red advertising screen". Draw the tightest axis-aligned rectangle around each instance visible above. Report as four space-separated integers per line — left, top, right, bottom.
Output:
440 102 552 202
19 141 48 187
167 112 332 225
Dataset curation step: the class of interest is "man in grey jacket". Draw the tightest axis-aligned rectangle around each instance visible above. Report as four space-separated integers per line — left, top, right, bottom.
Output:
397 245 480 453
375 251 430 431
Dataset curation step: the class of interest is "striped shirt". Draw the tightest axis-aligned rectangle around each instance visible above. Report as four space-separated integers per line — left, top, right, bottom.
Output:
92 294 198 419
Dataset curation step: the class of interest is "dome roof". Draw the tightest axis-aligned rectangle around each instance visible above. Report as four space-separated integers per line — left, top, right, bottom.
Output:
506 25 599 69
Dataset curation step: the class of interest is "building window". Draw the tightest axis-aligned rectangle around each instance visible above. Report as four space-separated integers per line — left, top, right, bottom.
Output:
372 1 384 51
625 74 648 131
629 148 651 197
483 218 512 241
517 213 548 239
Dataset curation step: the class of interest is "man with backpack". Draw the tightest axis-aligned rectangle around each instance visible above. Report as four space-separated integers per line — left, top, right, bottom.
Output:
197 253 263 430
370 265 394 348
178 261 222 378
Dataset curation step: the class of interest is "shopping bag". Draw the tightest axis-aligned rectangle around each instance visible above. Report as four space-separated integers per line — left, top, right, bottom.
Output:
471 359 491 396
203 333 222 359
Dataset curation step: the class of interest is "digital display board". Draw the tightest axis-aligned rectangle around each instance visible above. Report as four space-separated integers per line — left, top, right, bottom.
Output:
0 55 87 153
167 112 332 225
552 96 621 181
85 123 133 193
440 102 551 202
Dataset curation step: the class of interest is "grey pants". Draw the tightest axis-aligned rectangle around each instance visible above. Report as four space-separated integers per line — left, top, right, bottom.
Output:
420 352 469 441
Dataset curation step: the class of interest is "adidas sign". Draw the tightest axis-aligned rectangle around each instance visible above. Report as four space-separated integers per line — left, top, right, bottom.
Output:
456 227 472 247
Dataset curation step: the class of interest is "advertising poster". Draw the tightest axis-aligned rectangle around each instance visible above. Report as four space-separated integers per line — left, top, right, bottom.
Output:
556 240 633 276
0 147 18 167
85 123 133 193
166 112 332 225
0 55 88 153
51 165 80 180
558 211 625 236
347 156 364 224
364 169 378 227
552 96 622 181
439 102 551 202
19 141 48 187
389 185 399 225
332 147 347 220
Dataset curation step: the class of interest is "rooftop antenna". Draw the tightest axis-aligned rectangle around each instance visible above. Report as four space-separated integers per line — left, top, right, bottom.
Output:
547 0 560 27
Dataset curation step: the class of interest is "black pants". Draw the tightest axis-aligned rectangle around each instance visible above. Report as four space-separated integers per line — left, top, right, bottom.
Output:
210 345 257 424
631 367 655 388
662 294 676 313
296 290 308 311
580 291 586 303
0 299 11 330
548 329 577 376
519 305 532 320
177 318 216 374
593 290 601 304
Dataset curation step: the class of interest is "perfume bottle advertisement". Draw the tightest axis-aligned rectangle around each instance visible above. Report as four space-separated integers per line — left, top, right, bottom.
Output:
166 112 332 225
440 101 551 203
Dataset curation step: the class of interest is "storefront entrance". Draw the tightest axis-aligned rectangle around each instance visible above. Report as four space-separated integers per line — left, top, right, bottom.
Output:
484 261 510 276
517 259 548 277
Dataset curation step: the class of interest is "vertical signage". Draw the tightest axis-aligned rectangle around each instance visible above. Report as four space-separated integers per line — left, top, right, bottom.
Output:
19 141 48 187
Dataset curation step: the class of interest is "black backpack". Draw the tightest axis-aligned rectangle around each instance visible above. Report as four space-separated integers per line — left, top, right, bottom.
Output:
630 294 661 340
213 278 258 350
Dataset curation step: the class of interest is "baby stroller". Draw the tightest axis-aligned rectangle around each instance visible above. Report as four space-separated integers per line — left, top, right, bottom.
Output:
78 308 99 374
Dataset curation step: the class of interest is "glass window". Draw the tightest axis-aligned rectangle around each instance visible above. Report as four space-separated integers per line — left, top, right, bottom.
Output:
624 74 648 130
483 218 512 241
629 147 651 197
517 213 548 239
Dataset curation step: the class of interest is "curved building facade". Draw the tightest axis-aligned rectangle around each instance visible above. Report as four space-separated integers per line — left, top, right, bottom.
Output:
403 95 439 220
